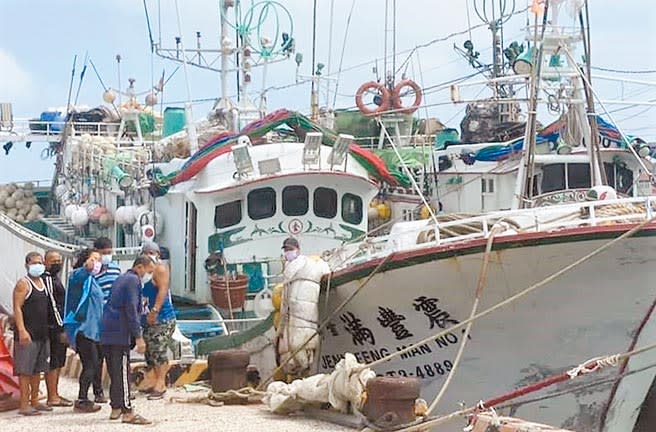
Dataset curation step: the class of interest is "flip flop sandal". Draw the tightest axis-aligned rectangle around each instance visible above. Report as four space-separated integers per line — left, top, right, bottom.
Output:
147 390 166 400
48 398 74 407
33 403 53 412
19 408 42 416
122 414 152 425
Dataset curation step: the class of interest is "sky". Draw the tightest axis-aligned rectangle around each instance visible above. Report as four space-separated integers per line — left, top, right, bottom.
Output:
0 0 655 183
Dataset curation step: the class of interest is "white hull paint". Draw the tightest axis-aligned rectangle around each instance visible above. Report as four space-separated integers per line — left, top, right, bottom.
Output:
318 226 656 431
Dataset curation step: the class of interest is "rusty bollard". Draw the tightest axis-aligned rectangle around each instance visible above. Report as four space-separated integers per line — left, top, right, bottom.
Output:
207 349 251 404
363 377 421 429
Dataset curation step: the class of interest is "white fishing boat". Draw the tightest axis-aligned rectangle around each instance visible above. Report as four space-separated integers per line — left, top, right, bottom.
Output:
317 2 656 431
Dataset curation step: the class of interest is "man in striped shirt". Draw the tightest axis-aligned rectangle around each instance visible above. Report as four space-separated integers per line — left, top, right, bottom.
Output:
94 237 122 305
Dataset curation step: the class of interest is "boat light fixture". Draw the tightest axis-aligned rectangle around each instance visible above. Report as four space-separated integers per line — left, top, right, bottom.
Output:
232 141 254 178
302 132 323 165
556 141 572 155
633 140 651 158
110 165 134 189
328 134 352 167
513 47 535 75
258 158 281 175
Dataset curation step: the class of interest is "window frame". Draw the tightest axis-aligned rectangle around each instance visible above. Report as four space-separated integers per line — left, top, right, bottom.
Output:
282 185 309 216
214 199 242 229
341 193 363 225
247 187 277 221
313 187 338 219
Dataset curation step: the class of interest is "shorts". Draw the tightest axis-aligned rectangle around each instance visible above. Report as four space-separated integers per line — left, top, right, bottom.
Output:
14 338 50 376
49 331 67 370
143 320 176 367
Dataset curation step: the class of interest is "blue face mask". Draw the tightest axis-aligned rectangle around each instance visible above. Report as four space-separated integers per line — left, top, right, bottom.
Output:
28 263 45 277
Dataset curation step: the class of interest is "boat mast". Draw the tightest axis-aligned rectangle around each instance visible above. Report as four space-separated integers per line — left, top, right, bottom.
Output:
511 2 550 209
578 0 606 186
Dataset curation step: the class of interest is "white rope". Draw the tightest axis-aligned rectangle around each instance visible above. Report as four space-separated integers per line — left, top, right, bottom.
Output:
566 354 622 379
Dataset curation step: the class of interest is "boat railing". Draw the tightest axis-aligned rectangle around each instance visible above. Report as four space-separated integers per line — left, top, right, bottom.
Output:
2 118 161 145
337 196 656 267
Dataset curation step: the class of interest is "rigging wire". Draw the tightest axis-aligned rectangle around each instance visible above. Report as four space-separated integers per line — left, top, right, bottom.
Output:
327 5 530 81
592 66 656 74
331 0 357 108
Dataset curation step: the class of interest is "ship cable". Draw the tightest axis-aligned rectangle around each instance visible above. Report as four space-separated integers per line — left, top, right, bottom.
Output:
258 253 394 391
363 215 656 372
365 341 656 432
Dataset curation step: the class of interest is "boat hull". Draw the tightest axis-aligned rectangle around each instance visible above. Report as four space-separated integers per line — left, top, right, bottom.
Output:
318 224 656 431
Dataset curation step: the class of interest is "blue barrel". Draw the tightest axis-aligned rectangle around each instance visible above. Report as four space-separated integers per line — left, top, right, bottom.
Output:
163 107 186 137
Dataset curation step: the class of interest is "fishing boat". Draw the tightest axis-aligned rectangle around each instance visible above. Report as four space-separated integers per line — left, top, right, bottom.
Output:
0 0 402 364
317 2 656 431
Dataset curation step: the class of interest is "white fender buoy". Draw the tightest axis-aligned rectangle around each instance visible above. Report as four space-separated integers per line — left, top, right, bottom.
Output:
71 208 89 227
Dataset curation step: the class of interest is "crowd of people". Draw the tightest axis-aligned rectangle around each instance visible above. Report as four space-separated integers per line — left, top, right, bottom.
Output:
11 237 177 425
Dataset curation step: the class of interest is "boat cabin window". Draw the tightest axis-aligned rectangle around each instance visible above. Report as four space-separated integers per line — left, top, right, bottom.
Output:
282 186 309 216
248 187 276 220
604 162 634 195
214 200 242 229
567 163 591 189
541 163 591 193
541 164 565 193
314 187 337 219
342 193 363 225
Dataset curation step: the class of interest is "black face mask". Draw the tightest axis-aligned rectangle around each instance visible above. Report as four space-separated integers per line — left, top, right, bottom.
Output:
49 263 62 276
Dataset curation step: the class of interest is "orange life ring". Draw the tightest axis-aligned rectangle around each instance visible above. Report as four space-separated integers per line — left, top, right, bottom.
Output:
355 81 391 116
392 80 422 114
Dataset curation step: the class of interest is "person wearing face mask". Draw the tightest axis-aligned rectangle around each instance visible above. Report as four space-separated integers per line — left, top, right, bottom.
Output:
63 248 106 413
12 251 52 416
42 250 73 408
101 255 154 425
93 237 122 305
139 242 176 400
276 238 330 378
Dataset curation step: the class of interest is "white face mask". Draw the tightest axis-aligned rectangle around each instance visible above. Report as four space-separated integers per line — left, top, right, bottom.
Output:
148 254 160 264
284 250 299 262
141 272 153 285
101 254 113 265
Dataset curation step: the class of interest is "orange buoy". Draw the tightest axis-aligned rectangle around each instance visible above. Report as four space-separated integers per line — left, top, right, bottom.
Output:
391 79 423 114
355 81 391 116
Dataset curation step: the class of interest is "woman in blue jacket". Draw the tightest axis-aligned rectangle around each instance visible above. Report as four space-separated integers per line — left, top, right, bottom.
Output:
63 248 106 413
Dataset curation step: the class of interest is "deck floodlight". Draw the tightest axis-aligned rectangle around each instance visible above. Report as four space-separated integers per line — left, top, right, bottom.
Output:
110 165 134 189
633 139 651 158
513 47 535 75
303 132 323 165
328 134 352 167
556 141 572 155
232 142 254 178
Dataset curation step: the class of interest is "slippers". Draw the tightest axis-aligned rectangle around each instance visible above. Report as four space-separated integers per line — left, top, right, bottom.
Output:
110 408 122 420
146 390 166 401
19 408 42 416
33 403 53 412
122 414 152 425
47 398 74 407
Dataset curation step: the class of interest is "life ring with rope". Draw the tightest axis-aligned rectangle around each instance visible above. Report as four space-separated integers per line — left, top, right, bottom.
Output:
391 79 422 114
355 81 391 116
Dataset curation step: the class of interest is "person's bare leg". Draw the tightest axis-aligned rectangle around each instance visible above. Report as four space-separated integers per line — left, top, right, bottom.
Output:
153 363 169 392
29 374 40 406
18 375 31 411
45 369 57 403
